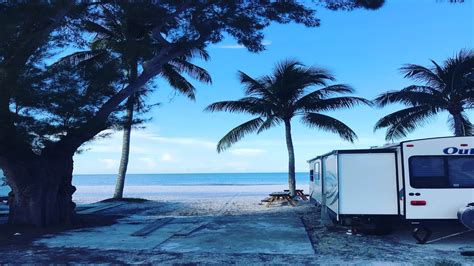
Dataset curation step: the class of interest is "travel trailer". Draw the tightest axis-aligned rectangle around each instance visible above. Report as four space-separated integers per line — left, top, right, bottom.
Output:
308 136 474 243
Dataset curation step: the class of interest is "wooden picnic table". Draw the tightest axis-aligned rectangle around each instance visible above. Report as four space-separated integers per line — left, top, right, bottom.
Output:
263 192 297 207
284 189 308 201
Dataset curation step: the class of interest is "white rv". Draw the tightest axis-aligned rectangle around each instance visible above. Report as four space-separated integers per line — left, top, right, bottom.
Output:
308 136 474 241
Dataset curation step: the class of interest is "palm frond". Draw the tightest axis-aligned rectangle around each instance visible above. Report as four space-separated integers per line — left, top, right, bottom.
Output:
161 64 196 100
294 84 354 109
204 97 269 116
300 96 372 112
273 59 302 80
217 118 264 153
315 84 354 96
185 46 210 61
238 71 266 96
374 106 438 141
170 58 212 84
272 61 335 102
301 113 357 142
257 116 280 133
400 64 444 88
442 49 474 95
52 50 106 68
374 87 444 107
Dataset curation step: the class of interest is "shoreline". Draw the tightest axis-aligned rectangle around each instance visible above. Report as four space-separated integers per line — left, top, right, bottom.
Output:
73 184 308 204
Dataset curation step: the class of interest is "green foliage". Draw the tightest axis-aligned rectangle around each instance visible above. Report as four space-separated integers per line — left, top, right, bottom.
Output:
375 50 474 141
0 1 378 158
206 59 370 152
10 46 124 152
66 4 213 131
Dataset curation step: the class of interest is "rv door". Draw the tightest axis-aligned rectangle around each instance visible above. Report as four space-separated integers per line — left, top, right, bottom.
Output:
322 154 339 221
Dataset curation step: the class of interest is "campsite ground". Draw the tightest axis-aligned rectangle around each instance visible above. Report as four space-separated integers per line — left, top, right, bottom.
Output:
0 187 472 264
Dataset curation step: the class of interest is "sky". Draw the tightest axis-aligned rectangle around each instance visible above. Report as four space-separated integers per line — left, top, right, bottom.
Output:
72 1 474 174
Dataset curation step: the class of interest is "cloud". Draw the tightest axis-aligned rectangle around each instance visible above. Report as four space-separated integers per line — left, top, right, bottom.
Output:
161 153 172 162
98 158 118 169
229 148 265 156
216 40 272 49
134 131 216 149
138 157 158 169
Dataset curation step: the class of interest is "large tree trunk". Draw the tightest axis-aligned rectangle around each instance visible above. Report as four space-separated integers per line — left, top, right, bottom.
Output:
113 95 135 199
284 119 296 197
0 156 76 227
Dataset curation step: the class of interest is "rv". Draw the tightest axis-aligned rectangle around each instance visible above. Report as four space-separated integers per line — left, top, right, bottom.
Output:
308 136 474 242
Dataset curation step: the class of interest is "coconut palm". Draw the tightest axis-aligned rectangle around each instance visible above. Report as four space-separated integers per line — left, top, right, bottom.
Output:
374 50 474 141
61 5 212 199
205 60 370 196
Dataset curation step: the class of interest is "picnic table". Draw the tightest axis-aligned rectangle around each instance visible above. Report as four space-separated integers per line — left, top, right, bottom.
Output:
284 189 309 201
262 192 297 207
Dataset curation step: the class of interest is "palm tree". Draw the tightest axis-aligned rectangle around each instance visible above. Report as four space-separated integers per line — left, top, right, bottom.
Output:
64 5 212 199
374 50 474 141
205 60 370 196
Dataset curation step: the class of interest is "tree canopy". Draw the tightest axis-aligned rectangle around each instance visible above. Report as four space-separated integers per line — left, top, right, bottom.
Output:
374 50 474 140
0 1 325 159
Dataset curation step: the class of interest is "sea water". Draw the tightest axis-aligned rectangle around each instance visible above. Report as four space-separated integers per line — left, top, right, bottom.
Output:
72 172 309 186
0 172 310 201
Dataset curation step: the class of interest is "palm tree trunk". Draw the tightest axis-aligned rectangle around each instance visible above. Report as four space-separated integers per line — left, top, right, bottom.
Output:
451 112 465 136
284 119 296 197
113 60 138 199
113 96 135 199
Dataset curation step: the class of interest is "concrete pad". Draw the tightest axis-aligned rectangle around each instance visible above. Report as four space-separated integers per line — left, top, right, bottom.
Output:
35 216 190 251
157 215 314 255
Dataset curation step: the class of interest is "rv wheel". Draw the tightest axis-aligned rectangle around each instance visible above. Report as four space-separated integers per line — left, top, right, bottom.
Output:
412 226 432 244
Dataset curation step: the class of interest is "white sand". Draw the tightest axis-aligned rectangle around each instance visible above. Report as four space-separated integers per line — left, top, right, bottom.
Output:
73 184 311 218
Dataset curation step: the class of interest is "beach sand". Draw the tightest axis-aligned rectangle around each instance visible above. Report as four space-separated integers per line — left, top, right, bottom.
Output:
0 185 472 264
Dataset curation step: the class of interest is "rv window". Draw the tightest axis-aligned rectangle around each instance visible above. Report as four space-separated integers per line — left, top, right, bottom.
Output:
309 170 314 182
448 157 474 188
409 157 448 188
409 156 474 188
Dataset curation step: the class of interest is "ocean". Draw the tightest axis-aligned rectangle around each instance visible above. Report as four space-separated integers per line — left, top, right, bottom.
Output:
0 172 310 202
72 172 310 186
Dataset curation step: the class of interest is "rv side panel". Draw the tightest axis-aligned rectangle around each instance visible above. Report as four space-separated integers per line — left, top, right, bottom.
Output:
338 153 399 215
323 154 339 219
